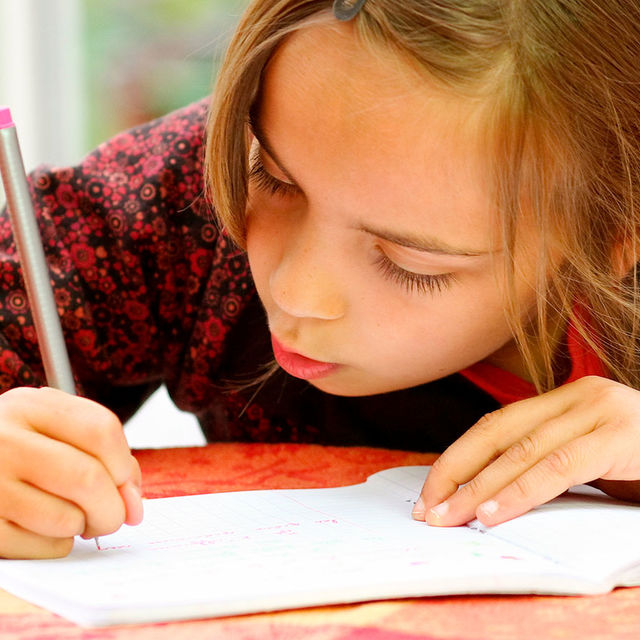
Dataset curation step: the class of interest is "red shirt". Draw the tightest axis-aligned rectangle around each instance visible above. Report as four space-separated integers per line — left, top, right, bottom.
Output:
460 319 607 405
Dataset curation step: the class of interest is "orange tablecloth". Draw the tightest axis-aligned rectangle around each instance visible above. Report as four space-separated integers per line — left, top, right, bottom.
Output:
1 442 639 639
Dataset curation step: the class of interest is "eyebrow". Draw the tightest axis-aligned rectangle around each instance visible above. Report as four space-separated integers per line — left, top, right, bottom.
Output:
249 117 298 185
358 224 489 257
249 117 489 258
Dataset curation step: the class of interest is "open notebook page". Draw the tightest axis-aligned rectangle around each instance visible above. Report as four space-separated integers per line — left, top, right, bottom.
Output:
469 485 640 583
0 466 634 627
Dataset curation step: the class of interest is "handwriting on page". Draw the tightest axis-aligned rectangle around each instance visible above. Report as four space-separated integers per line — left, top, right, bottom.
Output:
95 472 543 583
0 466 617 627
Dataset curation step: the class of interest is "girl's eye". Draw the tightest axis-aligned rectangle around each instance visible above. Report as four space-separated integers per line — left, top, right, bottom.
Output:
249 154 301 198
374 252 454 296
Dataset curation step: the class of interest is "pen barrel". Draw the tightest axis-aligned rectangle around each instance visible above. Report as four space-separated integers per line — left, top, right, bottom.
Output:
0 126 76 394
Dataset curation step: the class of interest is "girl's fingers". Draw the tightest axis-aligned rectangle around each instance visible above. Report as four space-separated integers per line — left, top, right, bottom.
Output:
0 388 144 556
424 405 596 526
0 480 85 538
80 480 143 538
474 430 612 526
416 385 578 517
1 387 135 488
129 455 142 488
0 519 74 559
3 428 126 537
119 480 144 526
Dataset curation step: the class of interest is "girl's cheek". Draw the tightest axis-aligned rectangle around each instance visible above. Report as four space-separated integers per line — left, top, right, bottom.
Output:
246 192 285 229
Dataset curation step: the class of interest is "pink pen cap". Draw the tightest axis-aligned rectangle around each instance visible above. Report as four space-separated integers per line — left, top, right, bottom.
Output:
0 107 15 129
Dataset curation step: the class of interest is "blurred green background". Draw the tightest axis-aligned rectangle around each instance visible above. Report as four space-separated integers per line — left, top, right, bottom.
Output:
83 0 247 147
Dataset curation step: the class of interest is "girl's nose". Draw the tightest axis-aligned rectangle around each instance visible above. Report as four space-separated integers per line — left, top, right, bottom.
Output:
269 241 346 321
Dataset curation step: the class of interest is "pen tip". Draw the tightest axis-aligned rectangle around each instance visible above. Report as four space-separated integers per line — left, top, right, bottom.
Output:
0 107 14 130
95 537 101 550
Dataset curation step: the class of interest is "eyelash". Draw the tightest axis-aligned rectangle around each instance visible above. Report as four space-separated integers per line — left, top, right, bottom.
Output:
249 154 300 198
249 150 453 297
374 252 454 296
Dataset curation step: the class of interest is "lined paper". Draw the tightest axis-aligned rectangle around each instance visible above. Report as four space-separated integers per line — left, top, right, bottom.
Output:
0 466 637 627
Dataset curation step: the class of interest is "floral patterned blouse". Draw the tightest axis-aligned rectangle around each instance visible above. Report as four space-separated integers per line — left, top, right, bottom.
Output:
0 99 499 451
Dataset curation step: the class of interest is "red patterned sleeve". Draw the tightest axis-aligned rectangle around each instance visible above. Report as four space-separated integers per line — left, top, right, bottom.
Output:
0 99 256 422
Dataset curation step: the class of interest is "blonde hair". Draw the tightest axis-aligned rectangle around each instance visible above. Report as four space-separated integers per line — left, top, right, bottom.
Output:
206 0 640 392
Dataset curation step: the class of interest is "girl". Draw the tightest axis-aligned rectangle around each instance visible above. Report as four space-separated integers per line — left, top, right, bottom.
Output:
1 0 639 559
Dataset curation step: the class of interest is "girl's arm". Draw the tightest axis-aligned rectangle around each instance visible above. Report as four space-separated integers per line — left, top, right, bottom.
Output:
0 99 214 414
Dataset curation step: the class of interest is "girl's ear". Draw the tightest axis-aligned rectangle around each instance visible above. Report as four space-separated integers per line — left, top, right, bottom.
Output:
612 233 640 278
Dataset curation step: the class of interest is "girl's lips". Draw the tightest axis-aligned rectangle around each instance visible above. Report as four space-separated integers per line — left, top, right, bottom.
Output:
271 335 339 380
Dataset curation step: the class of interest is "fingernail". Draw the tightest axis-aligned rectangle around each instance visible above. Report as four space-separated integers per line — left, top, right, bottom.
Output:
429 500 449 519
478 499 499 518
132 470 142 491
412 496 425 519
122 481 144 526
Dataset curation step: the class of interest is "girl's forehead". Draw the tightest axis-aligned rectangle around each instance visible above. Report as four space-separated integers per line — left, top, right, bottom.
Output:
267 22 431 114
262 22 489 155
258 23 497 250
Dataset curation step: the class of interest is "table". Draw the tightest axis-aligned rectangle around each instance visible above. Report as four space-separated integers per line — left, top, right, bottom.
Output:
0 443 638 639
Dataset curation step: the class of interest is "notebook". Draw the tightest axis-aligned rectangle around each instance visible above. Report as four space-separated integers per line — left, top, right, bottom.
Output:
0 465 639 627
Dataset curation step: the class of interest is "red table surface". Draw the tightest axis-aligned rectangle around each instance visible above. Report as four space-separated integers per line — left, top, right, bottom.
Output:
1 442 639 640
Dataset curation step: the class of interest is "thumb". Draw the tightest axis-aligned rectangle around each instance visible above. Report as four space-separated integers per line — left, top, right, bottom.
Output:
119 480 144 526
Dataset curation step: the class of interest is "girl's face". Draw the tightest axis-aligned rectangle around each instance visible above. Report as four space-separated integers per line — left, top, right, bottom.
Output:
245 21 538 396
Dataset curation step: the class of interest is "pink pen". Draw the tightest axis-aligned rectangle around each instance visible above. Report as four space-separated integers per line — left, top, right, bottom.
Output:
0 107 75 393
0 107 100 549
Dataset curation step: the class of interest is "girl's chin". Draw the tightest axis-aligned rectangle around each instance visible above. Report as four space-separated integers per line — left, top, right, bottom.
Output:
304 373 398 398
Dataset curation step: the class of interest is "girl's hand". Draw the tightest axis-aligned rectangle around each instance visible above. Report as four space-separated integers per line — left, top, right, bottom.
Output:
412 376 640 527
0 387 143 558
